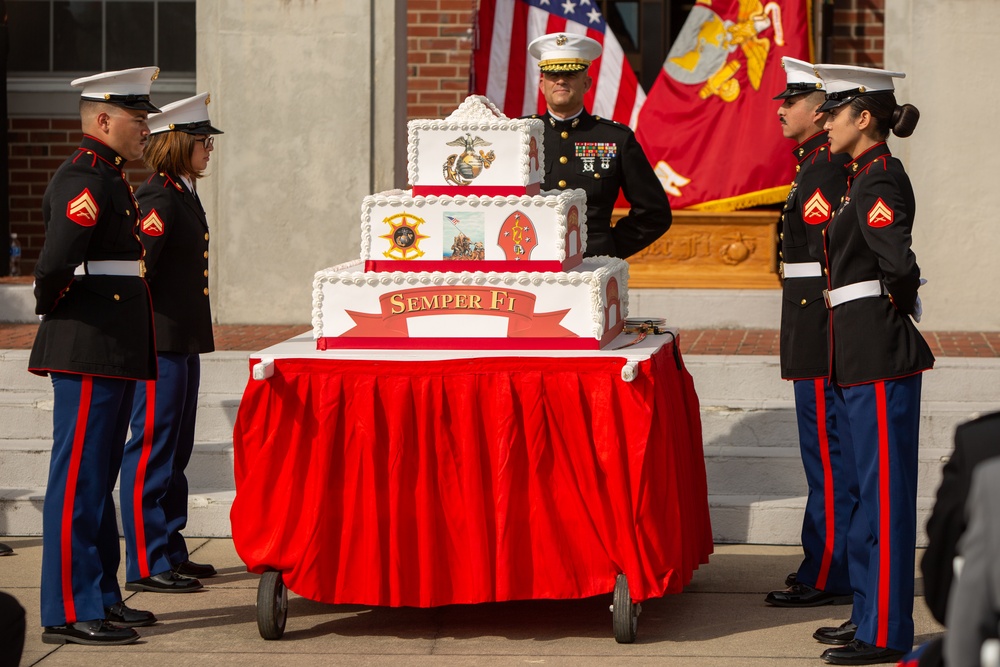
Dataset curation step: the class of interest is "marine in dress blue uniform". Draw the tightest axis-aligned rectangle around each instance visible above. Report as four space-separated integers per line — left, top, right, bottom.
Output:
28 67 161 646
526 33 672 259
812 64 935 666
765 58 852 609
120 93 222 594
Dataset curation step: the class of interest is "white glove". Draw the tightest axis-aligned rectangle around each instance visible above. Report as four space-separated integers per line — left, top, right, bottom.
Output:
913 277 927 323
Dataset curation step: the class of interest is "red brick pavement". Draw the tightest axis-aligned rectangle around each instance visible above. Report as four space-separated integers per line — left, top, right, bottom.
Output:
1 323 998 356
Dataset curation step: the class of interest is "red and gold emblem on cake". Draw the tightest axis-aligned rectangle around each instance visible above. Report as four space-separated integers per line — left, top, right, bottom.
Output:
498 211 537 261
380 213 429 260
566 205 582 257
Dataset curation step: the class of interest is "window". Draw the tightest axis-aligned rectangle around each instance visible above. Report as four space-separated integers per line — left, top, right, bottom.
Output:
7 0 196 77
600 0 694 91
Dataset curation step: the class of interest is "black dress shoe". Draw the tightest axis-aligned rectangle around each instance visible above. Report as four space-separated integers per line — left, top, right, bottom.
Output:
42 619 139 645
125 570 203 593
785 571 797 587
821 639 905 665
173 559 217 578
0 542 13 556
814 620 858 645
765 583 854 607
106 601 157 627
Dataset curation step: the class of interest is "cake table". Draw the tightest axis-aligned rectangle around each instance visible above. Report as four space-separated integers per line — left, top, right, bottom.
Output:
230 330 713 643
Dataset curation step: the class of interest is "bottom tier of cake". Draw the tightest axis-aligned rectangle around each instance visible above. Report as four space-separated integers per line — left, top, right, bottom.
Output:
312 257 629 350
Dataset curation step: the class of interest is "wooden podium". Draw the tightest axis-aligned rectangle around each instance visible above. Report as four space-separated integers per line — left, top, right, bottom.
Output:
619 209 781 289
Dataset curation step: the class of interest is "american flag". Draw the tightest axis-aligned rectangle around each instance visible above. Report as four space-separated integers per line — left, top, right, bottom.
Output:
472 0 645 128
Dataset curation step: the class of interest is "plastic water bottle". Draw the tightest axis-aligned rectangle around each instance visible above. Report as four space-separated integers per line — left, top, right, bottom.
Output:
9 233 21 277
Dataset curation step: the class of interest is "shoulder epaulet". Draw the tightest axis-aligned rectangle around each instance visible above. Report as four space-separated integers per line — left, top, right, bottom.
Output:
593 115 628 130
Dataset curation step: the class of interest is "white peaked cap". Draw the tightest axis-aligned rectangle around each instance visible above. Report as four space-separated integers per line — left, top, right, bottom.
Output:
147 92 223 135
813 63 905 111
773 57 825 99
71 67 161 111
528 33 603 73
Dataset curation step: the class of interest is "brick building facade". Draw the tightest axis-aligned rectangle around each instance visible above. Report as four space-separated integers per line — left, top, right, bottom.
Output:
7 0 883 274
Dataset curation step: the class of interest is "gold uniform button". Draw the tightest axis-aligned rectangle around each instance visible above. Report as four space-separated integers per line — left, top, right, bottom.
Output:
779 233 784 240
113 294 120 301
558 180 567 188
800 299 807 305
203 288 209 296
125 209 130 215
779 251 783 258
823 268 829 275
795 165 801 172
594 173 601 180
560 131 569 139
559 156 568 164
204 233 209 241
203 269 209 277
203 251 209 258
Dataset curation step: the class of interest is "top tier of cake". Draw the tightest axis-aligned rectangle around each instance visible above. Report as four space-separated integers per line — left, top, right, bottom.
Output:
407 95 545 196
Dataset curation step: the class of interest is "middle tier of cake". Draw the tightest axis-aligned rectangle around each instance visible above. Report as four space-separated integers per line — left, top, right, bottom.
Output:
313 256 629 350
361 189 588 273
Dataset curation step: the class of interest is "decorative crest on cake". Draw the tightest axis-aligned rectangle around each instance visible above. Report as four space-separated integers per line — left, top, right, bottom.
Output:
380 212 429 260
498 211 537 261
443 134 496 186
447 95 506 122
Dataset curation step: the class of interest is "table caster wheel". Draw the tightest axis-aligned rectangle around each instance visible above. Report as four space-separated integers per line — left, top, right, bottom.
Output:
257 570 288 640
611 573 639 643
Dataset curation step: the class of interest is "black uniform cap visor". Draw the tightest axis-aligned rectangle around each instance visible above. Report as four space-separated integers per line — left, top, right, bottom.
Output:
773 82 824 100
83 94 161 113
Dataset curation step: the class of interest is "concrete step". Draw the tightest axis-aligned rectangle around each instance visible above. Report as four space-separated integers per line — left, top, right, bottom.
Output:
686 355 1000 405
0 488 235 537
0 391 243 442
0 439 235 490
699 399 998 451
709 494 936 546
703 445 951 499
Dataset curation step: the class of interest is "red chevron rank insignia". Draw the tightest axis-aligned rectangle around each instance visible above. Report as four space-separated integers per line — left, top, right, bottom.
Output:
141 210 164 236
802 189 831 225
867 198 894 227
66 188 98 227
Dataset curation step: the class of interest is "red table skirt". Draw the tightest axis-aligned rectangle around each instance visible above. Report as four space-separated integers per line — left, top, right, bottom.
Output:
231 341 712 607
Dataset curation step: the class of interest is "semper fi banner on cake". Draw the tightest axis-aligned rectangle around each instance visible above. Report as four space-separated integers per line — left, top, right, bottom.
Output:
337 286 572 340
635 0 814 211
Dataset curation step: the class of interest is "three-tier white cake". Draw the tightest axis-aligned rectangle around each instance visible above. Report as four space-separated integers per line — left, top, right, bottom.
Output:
312 95 629 350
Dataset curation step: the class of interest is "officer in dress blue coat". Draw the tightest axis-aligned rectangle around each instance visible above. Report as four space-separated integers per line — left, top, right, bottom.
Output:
810 63 935 666
525 33 672 259
29 67 161 646
119 93 222 594
764 58 853 609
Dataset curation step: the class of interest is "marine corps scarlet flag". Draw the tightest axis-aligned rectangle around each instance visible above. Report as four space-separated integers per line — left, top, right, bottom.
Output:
635 0 813 211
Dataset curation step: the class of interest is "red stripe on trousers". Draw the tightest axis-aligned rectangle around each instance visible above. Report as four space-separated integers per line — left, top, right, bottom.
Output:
875 381 891 647
814 378 834 589
133 380 157 578
61 375 93 623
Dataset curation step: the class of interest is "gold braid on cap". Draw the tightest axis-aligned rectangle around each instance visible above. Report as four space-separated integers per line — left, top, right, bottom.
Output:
539 59 590 73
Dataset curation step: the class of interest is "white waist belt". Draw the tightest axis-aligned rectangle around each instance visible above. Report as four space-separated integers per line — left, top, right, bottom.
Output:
781 262 823 279
824 280 886 308
74 260 144 277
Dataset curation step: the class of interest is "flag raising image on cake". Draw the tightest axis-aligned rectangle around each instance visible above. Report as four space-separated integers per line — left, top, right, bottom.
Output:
312 95 629 350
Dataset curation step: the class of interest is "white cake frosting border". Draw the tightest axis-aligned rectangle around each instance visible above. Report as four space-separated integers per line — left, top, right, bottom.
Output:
360 188 589 261
406 95 545 187
312 257 629 341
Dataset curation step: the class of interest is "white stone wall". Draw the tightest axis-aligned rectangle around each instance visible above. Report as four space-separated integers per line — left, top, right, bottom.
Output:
197 0 407 325
886 0 1000 330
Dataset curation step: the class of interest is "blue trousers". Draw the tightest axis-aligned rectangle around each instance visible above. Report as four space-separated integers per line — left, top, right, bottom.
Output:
120 353 200 582
834 374 922 652
793 378 851 594
40 373 134 627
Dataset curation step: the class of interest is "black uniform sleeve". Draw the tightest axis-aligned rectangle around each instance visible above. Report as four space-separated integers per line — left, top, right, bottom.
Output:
854 166 921 314
34 169 108 315
137 184 176 281
609 131 672 259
